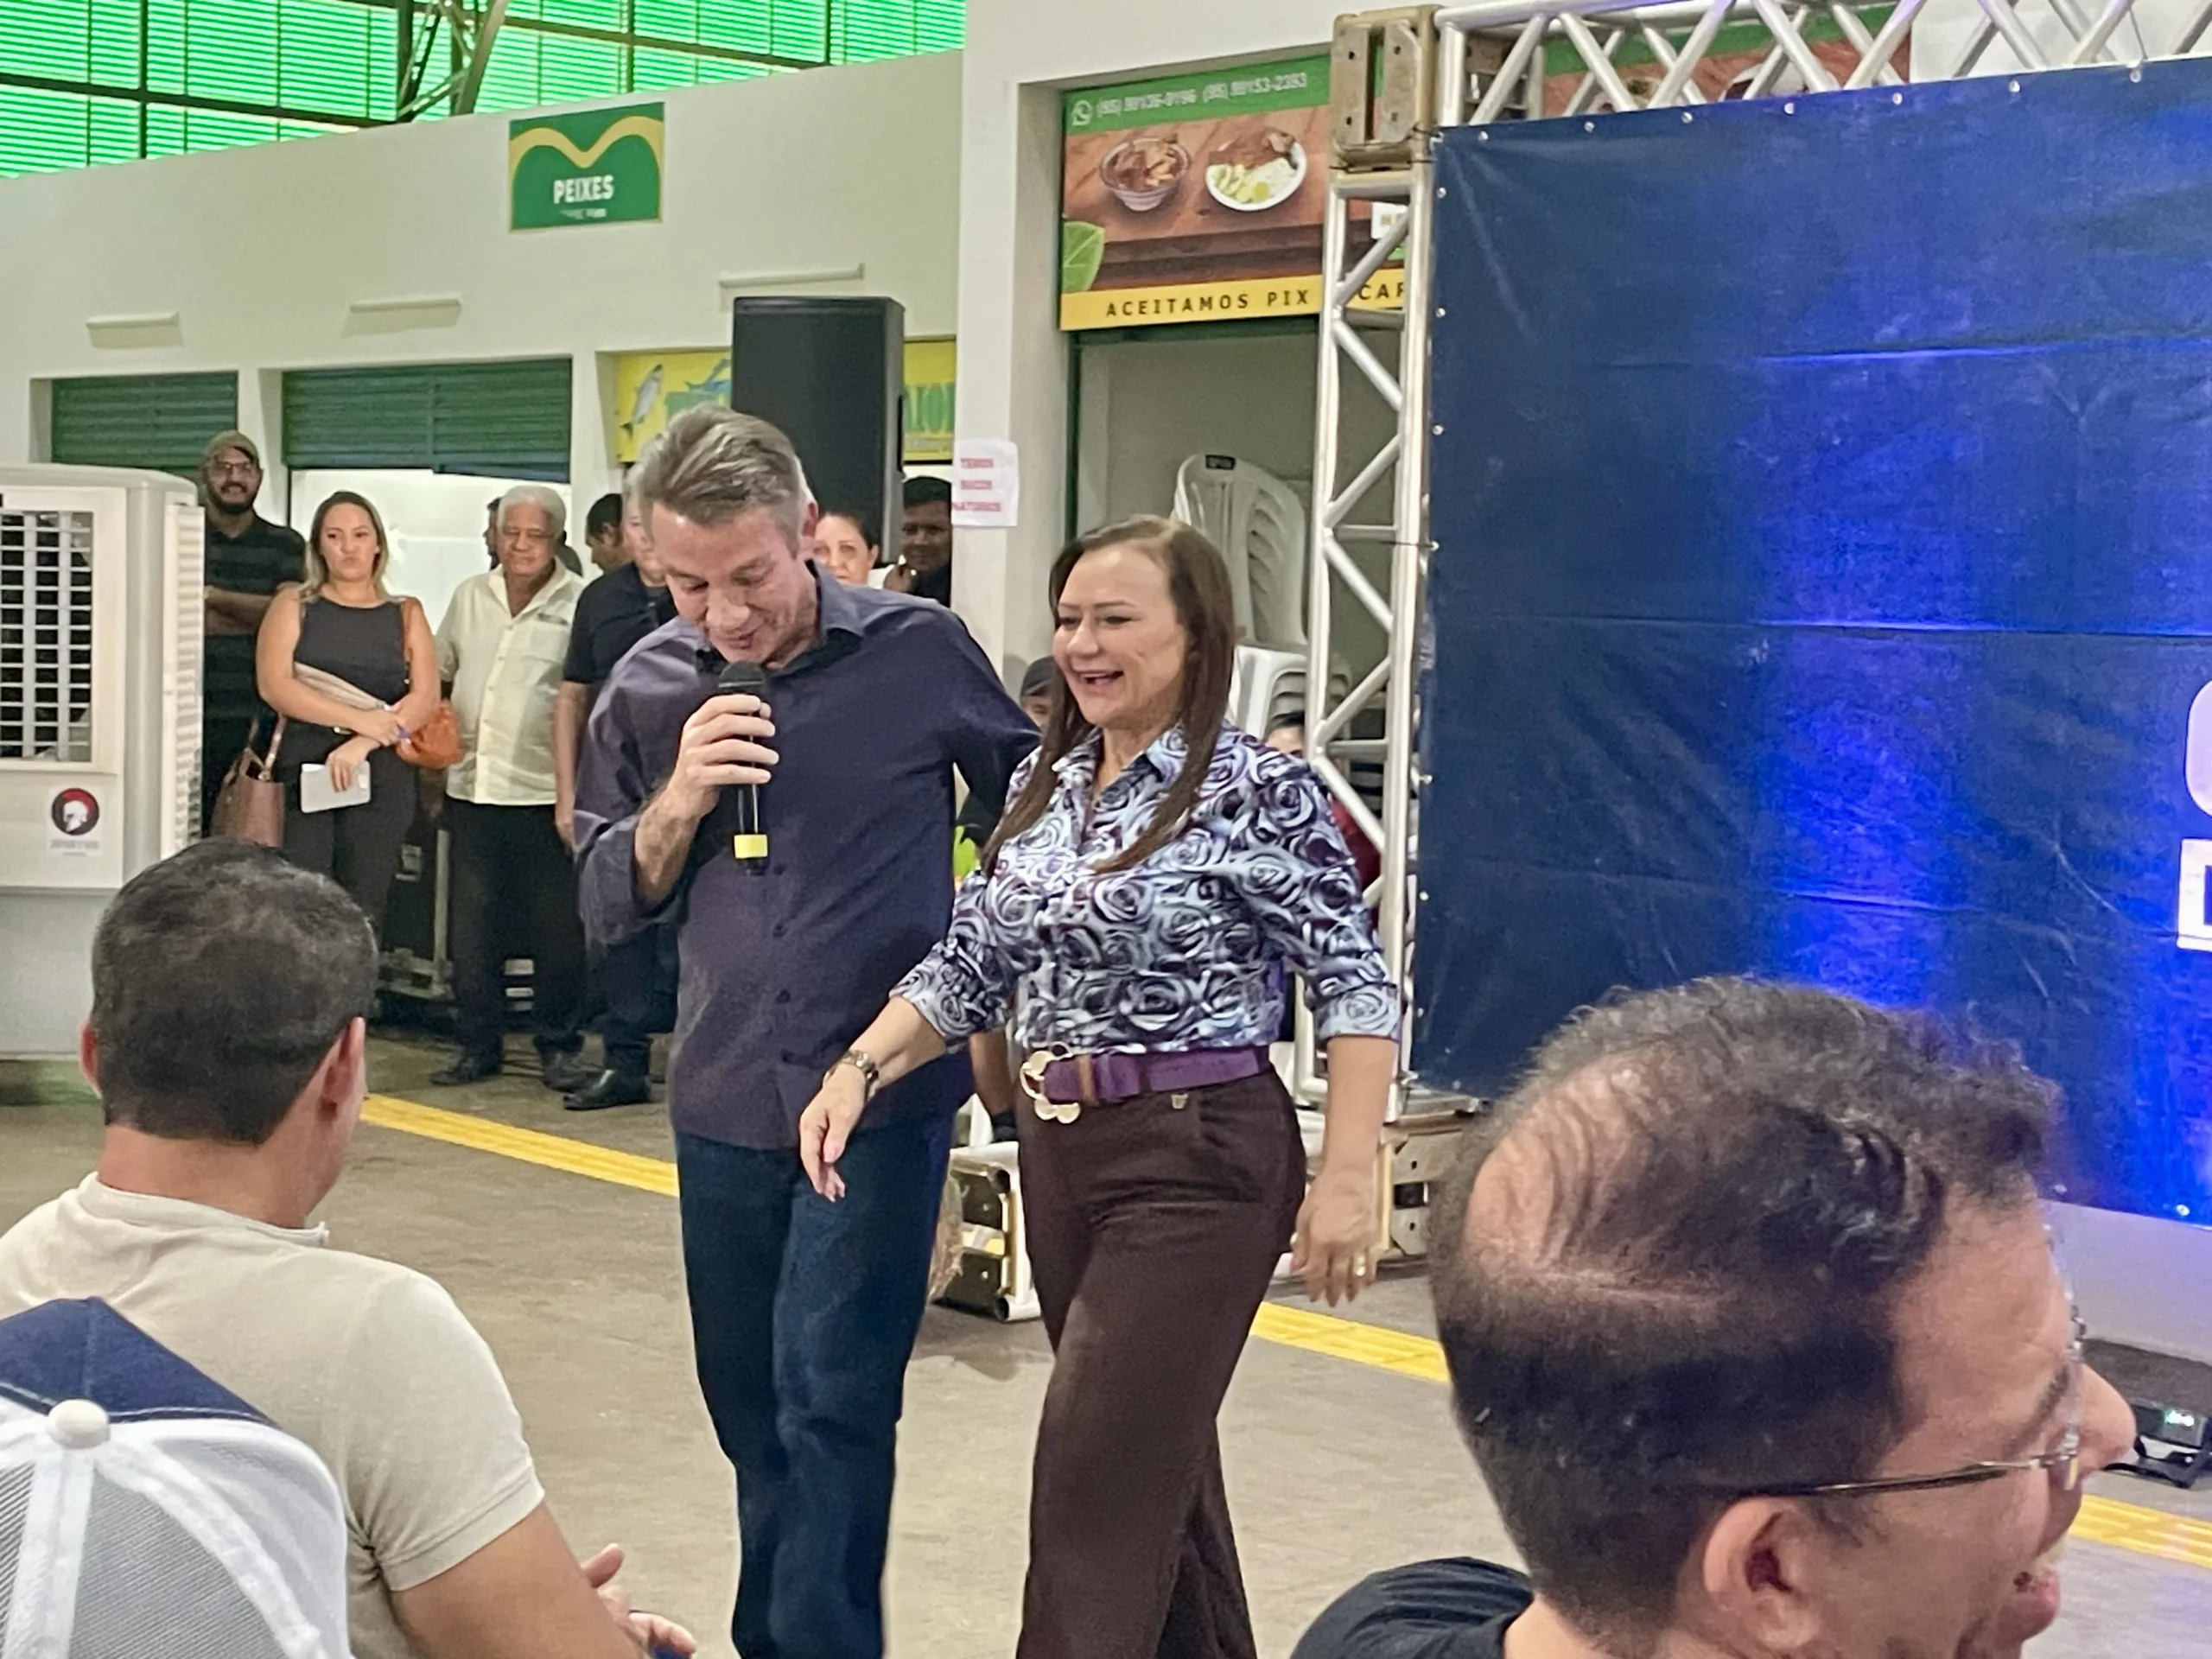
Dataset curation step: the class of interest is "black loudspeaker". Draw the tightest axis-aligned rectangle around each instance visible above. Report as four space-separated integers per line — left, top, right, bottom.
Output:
729 296 905 565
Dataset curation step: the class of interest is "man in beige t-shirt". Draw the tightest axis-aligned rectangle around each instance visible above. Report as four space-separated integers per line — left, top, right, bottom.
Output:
0 842 691 1659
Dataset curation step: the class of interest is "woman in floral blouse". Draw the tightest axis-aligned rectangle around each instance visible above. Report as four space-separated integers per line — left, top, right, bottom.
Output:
798 516 1398 1659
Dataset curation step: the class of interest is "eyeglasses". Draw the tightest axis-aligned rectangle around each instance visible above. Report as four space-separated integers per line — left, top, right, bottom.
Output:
1725 1315 2087 1500
208 460 257 479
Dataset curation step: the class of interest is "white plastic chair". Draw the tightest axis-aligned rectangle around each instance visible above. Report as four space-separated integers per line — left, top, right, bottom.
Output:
1172 454 1308 651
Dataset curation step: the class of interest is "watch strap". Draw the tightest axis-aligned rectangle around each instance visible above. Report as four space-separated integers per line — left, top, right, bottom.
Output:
836 1048 882 1098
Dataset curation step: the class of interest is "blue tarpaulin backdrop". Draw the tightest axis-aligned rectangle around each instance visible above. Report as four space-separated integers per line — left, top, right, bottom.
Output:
1415 60 2212 1221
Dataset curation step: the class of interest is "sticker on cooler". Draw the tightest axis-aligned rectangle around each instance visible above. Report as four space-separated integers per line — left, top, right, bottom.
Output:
48 787 102 857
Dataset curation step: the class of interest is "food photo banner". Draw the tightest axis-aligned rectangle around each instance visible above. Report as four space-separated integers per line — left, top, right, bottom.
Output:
1058 54 1401 330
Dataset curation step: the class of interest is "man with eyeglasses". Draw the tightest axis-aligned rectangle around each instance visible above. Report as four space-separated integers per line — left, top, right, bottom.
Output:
1296 977 2135 1659
197 430 305 835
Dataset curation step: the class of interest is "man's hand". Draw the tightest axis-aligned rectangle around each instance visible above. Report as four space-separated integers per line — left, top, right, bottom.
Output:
797 1065 870 1201
580 1544 697 1656
630 691 779 907
663 692 778 823
554 790 577 852
393 1503 683 1659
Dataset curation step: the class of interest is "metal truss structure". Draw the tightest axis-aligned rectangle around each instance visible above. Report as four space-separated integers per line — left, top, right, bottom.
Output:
397 0 514 119
1302 0 2207 1129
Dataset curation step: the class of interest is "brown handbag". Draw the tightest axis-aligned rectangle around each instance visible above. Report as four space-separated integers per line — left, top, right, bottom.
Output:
210 718 289 849
397 700 462 770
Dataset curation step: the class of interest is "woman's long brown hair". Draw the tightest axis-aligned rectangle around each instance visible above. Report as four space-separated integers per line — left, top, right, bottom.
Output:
983 516 1236 874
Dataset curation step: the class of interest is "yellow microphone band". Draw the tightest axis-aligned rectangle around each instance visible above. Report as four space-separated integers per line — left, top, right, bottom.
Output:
732 833 769 861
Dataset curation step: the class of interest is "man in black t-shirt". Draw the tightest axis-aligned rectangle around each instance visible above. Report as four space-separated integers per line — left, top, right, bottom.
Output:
1295 981 2135 1659
552 487 677 1110
196 431 304 836
1294 1560 1529 1659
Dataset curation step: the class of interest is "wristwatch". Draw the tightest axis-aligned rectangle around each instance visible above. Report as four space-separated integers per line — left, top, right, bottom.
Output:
831 1048 881 1100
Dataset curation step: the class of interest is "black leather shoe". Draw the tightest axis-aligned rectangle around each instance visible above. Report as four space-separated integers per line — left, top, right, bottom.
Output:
564 1071 653 1111
539 1052 596 1094
429 1052 502 1086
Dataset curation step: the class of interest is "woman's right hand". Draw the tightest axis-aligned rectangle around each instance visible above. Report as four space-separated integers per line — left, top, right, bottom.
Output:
325 735 376 795
797 1066 871 1201
349 706 405 746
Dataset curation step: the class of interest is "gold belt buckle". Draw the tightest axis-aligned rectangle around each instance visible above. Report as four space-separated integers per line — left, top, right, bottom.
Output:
1020 1050 1080 1123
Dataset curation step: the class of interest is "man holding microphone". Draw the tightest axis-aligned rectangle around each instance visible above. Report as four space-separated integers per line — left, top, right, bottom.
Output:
574 406 1034 1659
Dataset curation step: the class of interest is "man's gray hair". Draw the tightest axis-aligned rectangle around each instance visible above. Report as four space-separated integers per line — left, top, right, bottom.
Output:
498 482 567 542
632 406 810 544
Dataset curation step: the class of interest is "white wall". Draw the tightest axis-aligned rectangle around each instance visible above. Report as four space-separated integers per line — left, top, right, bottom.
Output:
953 0 1344 678
0 51 963 515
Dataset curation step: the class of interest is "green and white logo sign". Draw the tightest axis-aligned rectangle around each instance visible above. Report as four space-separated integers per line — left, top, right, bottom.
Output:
509 102 664 231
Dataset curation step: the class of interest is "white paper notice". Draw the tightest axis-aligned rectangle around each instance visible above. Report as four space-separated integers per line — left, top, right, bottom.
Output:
951 440 1020 529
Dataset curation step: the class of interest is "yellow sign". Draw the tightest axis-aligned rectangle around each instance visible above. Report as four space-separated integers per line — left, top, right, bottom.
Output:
904 337 956 465
1058 270 1402 331
610 349 729 463
609 340 957 466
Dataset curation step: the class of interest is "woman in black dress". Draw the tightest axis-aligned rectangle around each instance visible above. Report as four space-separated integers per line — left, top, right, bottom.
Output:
255 492 441 937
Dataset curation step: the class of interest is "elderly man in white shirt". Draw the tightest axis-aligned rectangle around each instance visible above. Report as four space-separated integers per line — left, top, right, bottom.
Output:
431 484 591 1090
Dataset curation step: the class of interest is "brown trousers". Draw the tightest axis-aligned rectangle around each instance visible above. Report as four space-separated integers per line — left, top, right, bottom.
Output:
1014 1070 1307 1659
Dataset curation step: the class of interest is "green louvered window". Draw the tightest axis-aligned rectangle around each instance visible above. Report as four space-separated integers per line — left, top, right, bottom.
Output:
49 372 240 476
283 359 573 480
1 0 964 176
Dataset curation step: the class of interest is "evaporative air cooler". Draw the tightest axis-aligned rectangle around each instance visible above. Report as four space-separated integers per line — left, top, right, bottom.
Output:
0 466 203 1062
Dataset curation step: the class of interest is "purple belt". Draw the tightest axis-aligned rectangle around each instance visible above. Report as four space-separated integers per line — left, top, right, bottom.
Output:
1021 1046 1272 1111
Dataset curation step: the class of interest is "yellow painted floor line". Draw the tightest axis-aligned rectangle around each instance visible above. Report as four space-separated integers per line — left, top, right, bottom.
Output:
363 1090 2210 1575
1252 1301 1451 1384
2074 1496 2212 1572
364 1095 677 1198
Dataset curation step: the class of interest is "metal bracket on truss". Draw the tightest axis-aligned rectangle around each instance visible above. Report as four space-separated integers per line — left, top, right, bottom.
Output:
396 0 513 120
1333 6 1444 168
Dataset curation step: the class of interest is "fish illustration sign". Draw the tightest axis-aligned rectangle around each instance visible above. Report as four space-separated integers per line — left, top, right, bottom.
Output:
510 103 664 231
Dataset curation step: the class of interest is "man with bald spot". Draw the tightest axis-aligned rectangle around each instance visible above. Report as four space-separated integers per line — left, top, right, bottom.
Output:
1298 977 2135 1659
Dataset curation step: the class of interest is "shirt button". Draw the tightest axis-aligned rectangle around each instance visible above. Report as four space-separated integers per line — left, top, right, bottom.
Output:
776 991 791 1004
772 924 786 938
772 864 785 876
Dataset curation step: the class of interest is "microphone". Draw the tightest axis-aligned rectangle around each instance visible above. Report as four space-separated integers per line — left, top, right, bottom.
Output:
715 658 769 862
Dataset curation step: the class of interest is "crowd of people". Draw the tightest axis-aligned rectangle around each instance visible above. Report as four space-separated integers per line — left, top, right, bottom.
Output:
14 415 2134 1659
188 433 973 1113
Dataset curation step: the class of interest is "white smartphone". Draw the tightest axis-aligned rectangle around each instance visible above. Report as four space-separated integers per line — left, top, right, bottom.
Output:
300 762 372 814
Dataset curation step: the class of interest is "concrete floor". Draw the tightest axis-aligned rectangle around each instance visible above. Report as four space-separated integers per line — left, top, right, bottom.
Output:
4 1029 2209 1657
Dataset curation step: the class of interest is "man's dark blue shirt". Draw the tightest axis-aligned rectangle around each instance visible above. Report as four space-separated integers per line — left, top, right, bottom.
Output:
575 566 1037 1149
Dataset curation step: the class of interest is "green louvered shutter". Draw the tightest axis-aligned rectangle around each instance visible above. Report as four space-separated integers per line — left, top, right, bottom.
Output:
283 359 572 480
49 372 240 477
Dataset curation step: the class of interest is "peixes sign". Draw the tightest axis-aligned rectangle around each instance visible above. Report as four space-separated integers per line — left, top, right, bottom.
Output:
510 102 664 232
